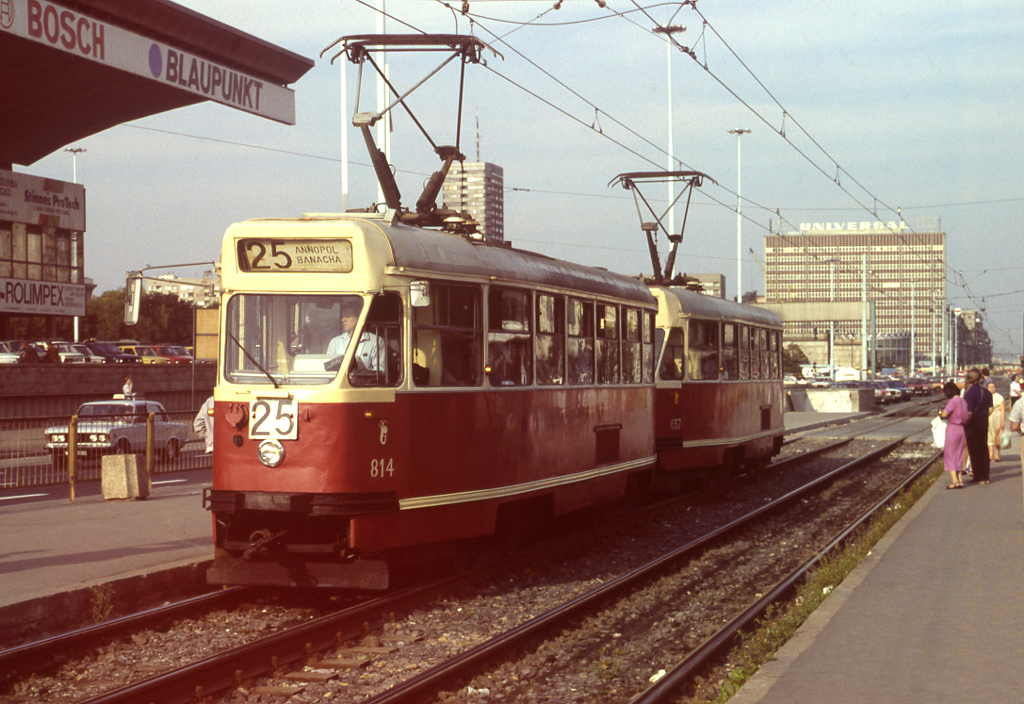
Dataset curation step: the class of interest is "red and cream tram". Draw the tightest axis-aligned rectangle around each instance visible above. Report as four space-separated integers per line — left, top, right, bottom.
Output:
650 286 785 480
203 213 659 589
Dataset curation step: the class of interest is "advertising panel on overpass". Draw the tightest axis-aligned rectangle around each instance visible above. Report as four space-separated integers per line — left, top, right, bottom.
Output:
1 0 298 124
0 168 85 231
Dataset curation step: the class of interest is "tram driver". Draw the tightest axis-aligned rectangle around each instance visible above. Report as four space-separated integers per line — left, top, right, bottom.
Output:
326 300 382 373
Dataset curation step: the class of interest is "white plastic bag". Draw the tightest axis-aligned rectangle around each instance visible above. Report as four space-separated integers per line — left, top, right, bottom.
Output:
931 415 946 449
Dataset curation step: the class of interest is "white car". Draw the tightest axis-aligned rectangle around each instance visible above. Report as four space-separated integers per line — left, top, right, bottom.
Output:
45 398 188 465
43 342 88 363
70 342 106 363
0 341 19 364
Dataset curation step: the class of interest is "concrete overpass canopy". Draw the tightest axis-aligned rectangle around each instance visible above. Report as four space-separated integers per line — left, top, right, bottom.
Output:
0 0 315 167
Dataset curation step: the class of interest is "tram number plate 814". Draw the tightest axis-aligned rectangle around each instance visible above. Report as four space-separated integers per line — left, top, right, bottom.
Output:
250 397 298 441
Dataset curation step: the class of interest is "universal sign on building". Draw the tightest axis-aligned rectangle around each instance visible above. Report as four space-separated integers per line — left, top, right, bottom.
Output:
798 221 910 234
1 0 297 124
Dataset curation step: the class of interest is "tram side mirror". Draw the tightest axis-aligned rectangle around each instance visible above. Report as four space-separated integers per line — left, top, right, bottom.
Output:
124 272 143 326
410 280 431 308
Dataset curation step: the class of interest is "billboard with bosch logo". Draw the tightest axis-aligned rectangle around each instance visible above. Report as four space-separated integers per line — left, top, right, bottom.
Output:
2 0 297 124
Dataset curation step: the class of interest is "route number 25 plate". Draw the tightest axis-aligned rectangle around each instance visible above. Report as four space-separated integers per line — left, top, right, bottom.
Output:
250 397 298 441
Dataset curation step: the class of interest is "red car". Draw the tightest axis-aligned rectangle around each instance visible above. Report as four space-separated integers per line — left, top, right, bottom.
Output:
152 345 195 364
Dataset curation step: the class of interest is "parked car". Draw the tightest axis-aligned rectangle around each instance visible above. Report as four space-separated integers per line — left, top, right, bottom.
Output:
152 344 194 364
3 340 45 361
69 342 106 363
869 380 899 404
45 397 188 465
882 379 911 402
905 378 931 396
117 344 171 364
45 341 89 364
84 341 142 363
0 341 19 364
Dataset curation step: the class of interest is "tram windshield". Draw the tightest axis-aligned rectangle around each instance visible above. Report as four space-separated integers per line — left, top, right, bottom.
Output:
224 293 403 387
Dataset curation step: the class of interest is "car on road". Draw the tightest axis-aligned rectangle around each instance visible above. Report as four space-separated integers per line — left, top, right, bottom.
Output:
905 377 932 396
0 341 19 364
152 344 195 364
117 344 171 364
44 398 188 465
84 341 142 363
46 341 89 364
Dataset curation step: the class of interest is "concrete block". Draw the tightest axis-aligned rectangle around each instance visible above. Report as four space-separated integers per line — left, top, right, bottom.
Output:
101 454 150 500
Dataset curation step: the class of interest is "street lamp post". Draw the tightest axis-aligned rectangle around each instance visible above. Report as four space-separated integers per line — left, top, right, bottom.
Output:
64 147 86 342
728 128 750 302
654 24 685 250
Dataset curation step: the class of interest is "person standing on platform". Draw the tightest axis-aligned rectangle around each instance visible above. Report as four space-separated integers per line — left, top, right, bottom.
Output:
963 368 993 485
1010 374 1021 409
122 377 134 398
939 381 969 489
987 380 1005 462
193 396 215 454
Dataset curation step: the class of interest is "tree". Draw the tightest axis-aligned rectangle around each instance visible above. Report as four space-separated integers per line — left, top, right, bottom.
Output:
84 289 195 344
783 343 810 376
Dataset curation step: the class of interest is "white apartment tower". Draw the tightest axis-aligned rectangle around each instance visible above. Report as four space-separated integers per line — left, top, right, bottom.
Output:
442 161 504 244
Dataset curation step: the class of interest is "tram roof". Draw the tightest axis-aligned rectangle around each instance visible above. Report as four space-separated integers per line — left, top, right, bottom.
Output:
384 223 655 305
1 0 313 166
659 286 783 327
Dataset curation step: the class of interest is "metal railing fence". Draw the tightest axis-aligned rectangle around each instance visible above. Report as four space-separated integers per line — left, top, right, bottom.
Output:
0 410 210 494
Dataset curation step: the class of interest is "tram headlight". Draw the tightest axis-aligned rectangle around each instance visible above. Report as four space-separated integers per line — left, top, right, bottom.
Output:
257 439 286 468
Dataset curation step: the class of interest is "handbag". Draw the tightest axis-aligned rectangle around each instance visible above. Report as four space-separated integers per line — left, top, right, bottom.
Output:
931 415 947 449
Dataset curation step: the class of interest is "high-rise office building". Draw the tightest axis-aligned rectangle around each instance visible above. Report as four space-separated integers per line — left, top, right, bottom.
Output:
442 161 504 244
764 218 946 368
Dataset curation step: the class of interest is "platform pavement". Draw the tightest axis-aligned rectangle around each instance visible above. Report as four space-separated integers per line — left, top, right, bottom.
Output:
0 471 213 612
732 434 1024 703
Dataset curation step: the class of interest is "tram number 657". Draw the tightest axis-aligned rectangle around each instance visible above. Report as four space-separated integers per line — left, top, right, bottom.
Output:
371 458 394 478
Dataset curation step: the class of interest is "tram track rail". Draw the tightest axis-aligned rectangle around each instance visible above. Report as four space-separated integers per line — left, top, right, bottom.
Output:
352 434 936 704
53 424 935 703
1 408 940 703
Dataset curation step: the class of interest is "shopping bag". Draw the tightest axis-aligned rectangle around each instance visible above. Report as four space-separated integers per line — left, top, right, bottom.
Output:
931 415 946 449
1000 433 1011 450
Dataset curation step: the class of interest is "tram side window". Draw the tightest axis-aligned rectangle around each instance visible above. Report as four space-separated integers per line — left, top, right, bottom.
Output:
771 330 781 379
739 325 750 380
487 288 533 387
759 328 770 381
658 328 685 380
689 320 719 380
621 308 642 383
643 312 655 384
349 292 403 388
413 283 482 386
596 304 620 384
722 324 738 380
750 327 762 380
535 294 565 385
567 298 595 384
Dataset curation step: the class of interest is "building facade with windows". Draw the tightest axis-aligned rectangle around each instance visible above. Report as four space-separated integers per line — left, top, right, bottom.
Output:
145 272 221 308
442 161 504 244
764 219 947 369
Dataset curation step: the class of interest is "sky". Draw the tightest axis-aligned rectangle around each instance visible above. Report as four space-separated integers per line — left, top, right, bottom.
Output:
20 0 1024 356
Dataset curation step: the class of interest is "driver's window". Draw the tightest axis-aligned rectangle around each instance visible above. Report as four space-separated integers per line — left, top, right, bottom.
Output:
348 292 403 388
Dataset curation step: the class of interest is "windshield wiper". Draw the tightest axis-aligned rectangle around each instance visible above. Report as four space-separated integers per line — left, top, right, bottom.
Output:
226 331 279 389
